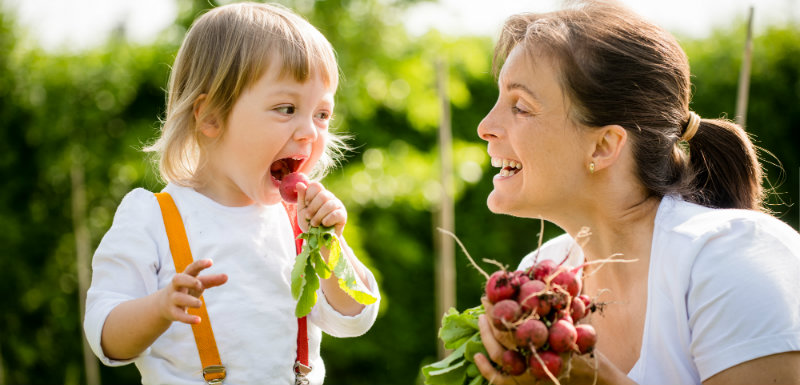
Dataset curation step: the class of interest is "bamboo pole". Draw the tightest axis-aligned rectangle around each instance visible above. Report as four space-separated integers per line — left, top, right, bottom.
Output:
71 150 100 385
735 6 755 128
435 57 456 359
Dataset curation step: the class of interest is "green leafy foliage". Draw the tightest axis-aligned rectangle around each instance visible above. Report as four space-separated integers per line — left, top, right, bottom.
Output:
292 225 377 317
422 306 488 385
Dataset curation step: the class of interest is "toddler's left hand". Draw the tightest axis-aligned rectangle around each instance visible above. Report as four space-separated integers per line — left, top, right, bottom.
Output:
296 181 347 236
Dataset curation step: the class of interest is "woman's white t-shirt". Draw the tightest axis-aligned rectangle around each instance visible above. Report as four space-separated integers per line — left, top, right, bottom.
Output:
84 184 380 385
518 195 800 384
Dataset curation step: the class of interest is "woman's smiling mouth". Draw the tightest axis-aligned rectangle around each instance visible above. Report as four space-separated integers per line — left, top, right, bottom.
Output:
491 156 523 178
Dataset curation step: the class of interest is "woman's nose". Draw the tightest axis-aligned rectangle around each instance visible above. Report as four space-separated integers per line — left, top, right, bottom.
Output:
477 105 500 141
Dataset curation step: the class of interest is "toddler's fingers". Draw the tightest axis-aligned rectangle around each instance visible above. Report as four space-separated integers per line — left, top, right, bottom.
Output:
171 306 201 325
295 182 309 209
183 258 213 277
198 273 228 290
300 182 324 211
170 291 203 309
320 210 347 232
302 182 323 201
311 199 344 227
171 273 203 294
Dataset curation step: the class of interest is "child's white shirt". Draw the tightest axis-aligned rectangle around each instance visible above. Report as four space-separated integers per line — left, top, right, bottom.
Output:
518 195 800 384
84 183 380 385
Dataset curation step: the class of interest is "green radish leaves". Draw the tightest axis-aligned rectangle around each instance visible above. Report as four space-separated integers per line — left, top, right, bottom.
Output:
422 305 489 385
291 225 377 317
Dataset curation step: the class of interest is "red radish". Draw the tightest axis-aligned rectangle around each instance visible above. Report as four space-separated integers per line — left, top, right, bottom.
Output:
529 350 562 379
529 259 557 281
518 280 549 316
548 291 569 311
557 313 573 325
514 318 548 349
511 270 530 289
578 294 592 308
486 270 516 304
548 319 578 353
500 350 527 376
552 269 582 297
570 296 587 321
279 172 309 204
491 299 521 330
575 324 597 354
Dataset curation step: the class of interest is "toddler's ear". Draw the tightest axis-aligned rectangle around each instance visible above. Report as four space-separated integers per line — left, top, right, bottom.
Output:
193 94 221 138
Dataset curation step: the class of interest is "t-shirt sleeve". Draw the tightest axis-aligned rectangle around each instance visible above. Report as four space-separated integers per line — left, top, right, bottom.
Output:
83 188 165 366
687 217 800 380
308 237 380 338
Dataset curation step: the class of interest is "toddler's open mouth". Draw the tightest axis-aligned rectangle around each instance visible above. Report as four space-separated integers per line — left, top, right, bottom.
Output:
270 157 304 182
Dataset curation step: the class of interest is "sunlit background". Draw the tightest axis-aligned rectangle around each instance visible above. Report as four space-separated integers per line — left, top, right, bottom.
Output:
0 0 797 384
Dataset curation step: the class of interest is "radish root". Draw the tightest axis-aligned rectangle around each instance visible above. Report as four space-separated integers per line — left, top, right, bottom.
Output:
437 228 490 281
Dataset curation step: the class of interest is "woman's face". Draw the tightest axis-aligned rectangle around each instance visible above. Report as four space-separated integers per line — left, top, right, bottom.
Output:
478 46 591 218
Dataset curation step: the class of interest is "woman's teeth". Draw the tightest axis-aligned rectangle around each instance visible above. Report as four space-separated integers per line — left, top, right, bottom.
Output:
491 157 523 177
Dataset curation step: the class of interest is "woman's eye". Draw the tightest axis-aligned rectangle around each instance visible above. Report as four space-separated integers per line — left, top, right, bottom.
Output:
511 105 527 115
275 105 296 115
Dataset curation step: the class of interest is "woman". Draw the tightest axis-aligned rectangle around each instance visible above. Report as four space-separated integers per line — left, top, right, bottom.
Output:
473 1 800 384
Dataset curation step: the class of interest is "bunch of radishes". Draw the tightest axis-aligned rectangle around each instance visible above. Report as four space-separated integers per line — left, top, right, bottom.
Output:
484 258 597 381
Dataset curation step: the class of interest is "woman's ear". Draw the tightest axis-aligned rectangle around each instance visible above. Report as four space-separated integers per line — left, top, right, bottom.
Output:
589 125 627 172
193 94 221 138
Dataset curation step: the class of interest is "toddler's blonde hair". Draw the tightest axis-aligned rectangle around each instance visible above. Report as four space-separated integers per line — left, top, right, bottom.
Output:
146 2 345 186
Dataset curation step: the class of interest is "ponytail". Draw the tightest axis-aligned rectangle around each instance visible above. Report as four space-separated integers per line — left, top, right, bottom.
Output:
684 118 764 210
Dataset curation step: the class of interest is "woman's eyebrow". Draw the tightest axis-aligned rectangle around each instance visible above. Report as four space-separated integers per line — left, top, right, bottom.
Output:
506 82 540 101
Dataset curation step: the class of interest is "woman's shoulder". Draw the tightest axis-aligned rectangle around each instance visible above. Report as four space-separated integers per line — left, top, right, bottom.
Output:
658 195 800 248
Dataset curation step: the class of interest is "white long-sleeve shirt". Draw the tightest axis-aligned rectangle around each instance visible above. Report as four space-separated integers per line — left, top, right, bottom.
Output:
84 183 380 385
519 195 800 384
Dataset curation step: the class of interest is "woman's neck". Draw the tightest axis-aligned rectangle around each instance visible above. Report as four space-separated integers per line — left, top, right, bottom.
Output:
552 186 661 264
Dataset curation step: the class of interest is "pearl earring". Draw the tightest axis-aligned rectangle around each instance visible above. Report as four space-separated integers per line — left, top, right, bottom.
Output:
589 162 595 173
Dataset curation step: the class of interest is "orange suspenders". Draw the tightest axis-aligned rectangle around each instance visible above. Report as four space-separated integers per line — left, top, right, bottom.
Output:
154 192 309 384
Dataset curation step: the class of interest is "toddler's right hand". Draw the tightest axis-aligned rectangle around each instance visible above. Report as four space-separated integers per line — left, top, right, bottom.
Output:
157 259 228 324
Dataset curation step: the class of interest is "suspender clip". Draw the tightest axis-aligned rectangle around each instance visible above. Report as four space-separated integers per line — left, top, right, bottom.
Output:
203 364 226 384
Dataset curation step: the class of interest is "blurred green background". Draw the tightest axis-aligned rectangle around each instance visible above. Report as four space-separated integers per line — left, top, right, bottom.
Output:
0 0 797 384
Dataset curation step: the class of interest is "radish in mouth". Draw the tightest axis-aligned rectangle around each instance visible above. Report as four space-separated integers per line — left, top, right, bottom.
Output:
270 157 303 182
279 172 309 204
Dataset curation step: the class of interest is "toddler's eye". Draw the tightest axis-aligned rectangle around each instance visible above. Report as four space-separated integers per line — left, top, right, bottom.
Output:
315 111 332 121
275 105 296 115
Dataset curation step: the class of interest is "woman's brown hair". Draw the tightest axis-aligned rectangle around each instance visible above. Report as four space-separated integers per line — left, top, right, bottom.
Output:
494 0 765 210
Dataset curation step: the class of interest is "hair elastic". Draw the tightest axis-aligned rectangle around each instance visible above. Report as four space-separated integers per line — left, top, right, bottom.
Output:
682 111 701 141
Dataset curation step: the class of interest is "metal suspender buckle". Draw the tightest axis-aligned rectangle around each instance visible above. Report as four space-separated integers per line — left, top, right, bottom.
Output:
202 365 226 384
294 361 312 385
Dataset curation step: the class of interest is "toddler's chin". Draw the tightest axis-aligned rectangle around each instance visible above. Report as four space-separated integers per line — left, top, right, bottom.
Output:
254 189 282 206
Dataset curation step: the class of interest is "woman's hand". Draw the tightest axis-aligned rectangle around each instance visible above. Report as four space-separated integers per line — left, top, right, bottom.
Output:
296 181 347 237
157 258 228 324
474 297 627 385
475 312 541 384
